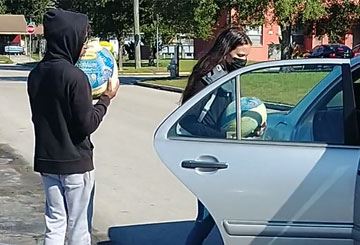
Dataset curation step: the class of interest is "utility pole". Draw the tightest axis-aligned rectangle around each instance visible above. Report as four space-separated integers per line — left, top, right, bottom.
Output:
29 17 32 61
156 14 159 70
134 0 141 68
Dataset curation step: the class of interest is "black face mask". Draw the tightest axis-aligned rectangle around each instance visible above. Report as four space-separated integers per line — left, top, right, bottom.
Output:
227 57 247 71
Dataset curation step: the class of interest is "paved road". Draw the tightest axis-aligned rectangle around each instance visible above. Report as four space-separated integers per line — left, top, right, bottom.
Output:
0 64 223 244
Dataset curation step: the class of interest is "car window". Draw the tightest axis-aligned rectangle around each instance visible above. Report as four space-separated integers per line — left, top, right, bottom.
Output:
240 64 344 144
327 90 343 108
241 65 332 107
352 65 360 108
169 64 345 145
171 78 236 139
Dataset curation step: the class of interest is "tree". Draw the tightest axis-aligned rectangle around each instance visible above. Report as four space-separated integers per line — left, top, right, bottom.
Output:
230 0 360 59
154 0 221 40
56 0 188 69
4 0 54 24
153 0 323 60
229 0 327 59
312 0 360 43
0 0 6 14
55 0 134 71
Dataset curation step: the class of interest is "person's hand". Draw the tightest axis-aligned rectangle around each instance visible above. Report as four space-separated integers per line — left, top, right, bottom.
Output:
255 122 266 136
226 131 236 139
103 78 119 100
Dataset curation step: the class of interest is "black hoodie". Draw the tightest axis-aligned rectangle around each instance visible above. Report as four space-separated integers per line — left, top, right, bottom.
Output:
27 9 110 174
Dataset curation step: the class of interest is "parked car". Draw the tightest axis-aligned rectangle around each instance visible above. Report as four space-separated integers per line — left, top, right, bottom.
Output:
308 44 354 58
353 44 360 57
154 57 360 244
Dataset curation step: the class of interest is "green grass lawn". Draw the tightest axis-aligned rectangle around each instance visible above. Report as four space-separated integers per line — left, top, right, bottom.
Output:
145 71 329 105
119 59 197 73
120 65 167 74
30 53 41 61
241 72 328 105
17 57 197 73
0 55 13 64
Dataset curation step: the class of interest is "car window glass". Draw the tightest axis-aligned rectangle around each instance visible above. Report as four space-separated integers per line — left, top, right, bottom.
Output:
241 65 330 107
170 78 236 139
352 65 360 108
170 64 344 145
327 91 342 108
240 64 344 144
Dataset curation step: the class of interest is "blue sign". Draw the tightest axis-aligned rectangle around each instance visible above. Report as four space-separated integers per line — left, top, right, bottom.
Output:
5 46 24 54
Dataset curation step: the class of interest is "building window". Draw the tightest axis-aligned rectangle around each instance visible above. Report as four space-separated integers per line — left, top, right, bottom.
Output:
245 26 263 45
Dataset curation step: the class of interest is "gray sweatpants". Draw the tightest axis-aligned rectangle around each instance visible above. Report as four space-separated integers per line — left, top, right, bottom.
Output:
41 170 95 245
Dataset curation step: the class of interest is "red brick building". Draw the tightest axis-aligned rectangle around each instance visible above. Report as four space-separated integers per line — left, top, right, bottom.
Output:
195 9 359 61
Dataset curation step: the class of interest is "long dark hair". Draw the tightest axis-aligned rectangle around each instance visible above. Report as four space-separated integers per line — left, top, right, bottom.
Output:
181 27 252 104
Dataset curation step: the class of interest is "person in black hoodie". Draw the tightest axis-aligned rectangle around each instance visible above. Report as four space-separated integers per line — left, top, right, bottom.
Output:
27 8 119 245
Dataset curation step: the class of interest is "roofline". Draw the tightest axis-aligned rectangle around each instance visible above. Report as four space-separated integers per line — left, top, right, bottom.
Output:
0 32 27 35
0 14 26 16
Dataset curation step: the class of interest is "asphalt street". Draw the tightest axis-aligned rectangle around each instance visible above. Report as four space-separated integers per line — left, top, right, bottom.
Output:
0 64 222 244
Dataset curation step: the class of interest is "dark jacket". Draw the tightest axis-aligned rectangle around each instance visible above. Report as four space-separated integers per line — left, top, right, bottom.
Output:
27 9 110 174
180 87 232 138
180 65 233 138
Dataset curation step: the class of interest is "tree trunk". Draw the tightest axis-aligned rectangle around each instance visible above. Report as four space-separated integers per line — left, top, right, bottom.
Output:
280 25 292 60
118 35 124 72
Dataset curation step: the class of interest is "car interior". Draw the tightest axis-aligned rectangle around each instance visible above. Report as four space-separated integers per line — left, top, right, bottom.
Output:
262 66 345 144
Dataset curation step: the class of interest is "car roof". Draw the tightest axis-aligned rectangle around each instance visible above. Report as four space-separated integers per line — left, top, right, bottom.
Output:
314 44 350 48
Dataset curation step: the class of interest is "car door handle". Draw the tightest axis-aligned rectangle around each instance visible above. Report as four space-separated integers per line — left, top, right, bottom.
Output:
181 160 228 169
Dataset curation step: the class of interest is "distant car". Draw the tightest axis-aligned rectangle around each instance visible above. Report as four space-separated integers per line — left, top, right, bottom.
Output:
154 57 360 244
352 44 360 57
308 44 353 58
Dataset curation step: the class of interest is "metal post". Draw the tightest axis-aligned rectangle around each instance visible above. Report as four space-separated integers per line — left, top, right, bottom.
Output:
29 18 32 61
29 33 32 61
39 37 42 60
156 14 159 70
175 44 179 77
7 41 10 59
134 0 141 68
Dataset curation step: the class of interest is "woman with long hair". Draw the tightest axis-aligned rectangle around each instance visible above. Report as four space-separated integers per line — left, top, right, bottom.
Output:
181 27 252 244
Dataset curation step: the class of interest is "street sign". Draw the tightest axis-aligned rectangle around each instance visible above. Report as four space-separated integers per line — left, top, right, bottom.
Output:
27 25 35 34
5 45 24 54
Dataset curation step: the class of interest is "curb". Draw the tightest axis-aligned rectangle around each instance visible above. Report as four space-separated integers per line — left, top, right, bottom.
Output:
17 63 37 68
135 81 183 93
120 72 191 76
120 73 169 76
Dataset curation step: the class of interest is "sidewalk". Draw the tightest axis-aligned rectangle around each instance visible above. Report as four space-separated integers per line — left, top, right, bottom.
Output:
8 55 36 65
119 71 190 76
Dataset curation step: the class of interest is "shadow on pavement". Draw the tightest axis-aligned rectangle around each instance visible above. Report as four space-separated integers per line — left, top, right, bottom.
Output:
0 65 33 71
0 76 28 82
97 220 223 245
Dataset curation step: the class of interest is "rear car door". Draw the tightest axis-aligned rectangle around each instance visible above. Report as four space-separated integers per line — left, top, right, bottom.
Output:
154 59 360 245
